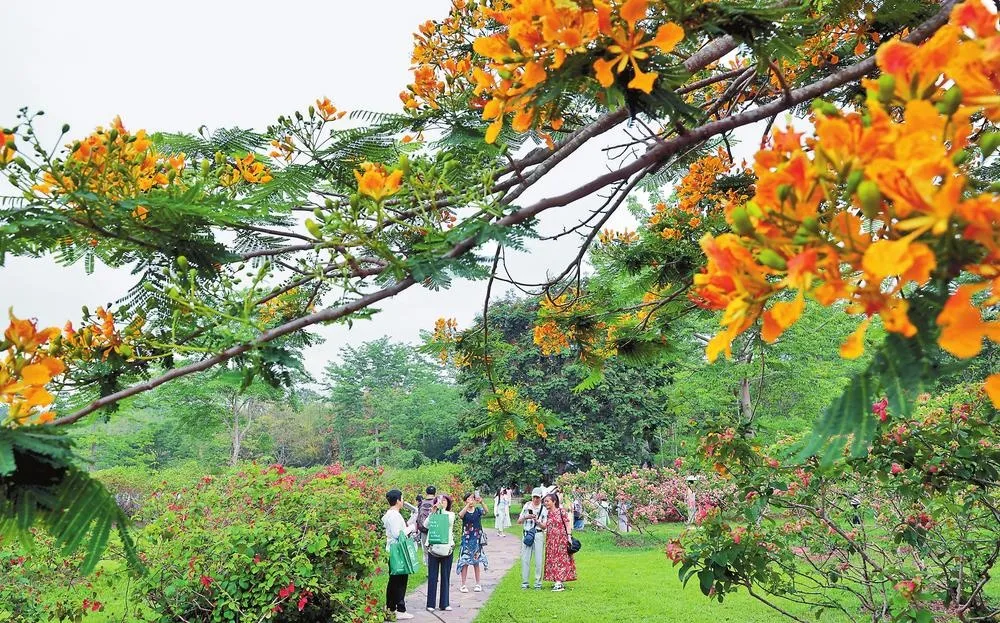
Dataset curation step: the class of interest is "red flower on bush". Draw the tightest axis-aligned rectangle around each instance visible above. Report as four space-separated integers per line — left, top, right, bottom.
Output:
200 575 214 589
278 582 296 599
891 463 904 475
297 590 312 611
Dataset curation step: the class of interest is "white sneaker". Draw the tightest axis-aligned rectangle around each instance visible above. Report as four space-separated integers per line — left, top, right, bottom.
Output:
396 614 415 620
474 584 482 592
459 585 468 593
443 606 453 611
427 607 435 612
552 582 565 592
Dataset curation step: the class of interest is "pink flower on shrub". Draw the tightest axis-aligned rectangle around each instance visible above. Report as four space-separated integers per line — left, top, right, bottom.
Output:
674 457 683 468
278 582 296 599
872 397 889 422
199 575 214 589
891 463 904 475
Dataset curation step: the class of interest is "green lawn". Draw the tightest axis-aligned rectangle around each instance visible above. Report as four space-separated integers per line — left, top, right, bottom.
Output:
475 525 850 623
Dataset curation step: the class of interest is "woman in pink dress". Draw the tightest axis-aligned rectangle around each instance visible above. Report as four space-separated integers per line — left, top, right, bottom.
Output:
541 493 576 591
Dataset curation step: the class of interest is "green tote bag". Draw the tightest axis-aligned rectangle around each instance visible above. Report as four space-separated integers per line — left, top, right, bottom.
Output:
388 535 420 575
427 511 450 545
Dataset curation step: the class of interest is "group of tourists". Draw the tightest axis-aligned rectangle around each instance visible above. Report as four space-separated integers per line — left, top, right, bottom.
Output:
380 483 580 620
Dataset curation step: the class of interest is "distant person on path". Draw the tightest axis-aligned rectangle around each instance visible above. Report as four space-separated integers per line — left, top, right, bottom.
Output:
517 487 548 589
541 493 576 592
685 476 698 525
423 494 455 613
494 488 512 537
572 494 585 530
456 492 489 593
415 486 436 558
382 489 416 620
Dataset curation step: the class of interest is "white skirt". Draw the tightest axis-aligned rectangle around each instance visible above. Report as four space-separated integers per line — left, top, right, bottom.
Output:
495 504 512 530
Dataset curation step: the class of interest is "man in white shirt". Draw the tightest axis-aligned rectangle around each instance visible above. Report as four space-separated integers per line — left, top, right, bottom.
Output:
517 487 548 589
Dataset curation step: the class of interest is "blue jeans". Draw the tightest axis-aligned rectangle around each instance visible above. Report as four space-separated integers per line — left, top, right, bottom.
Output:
426 553 453 609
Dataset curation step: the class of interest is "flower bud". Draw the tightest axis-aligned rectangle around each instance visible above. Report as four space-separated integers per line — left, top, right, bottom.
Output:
856 180 881 218
757 249 787 270
61 124 70 134
844 170 863 195
980 132 999 158
729 206 753 235
177 256 189 270
305 218 323 239
877 74 895 104
937 85 962 116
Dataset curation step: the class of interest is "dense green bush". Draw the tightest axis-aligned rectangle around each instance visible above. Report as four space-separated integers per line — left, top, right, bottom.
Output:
132 464 384 623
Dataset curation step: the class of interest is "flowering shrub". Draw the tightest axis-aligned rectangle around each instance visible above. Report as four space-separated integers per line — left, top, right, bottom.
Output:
558 460 733 533
131 464 384 623
674 383 1000 622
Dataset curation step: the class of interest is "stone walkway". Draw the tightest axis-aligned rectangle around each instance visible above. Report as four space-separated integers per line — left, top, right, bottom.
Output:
403 530 521 622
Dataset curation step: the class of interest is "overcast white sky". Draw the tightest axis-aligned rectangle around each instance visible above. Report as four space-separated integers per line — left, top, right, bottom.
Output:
1 0 655 379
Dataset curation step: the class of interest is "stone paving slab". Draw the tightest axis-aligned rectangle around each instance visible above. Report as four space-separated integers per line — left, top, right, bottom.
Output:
401 530 522 623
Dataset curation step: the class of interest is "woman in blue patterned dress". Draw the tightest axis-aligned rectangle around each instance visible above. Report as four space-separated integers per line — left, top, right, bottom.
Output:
456 492 489 593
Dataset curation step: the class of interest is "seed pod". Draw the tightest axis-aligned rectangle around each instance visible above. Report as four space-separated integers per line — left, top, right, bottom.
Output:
857 180 882 218
757 249 787 270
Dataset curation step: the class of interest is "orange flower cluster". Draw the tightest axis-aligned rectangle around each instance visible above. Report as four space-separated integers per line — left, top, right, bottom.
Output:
402 1 483 111
221 153 273 187
472 0 683 142
485 386 544 440
0 129 15 165
533 320 571 355
690 1 1000 407
31 117 185 203
597 228 638 245
1 313 66 426
432 317 460 364
314 97 346 122
61 307 143 362
675 148 749 216
354 162 404 201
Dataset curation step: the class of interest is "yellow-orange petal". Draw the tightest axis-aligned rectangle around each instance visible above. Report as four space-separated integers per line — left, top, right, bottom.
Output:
840 317 871 359
862 239 912 280
937 285 987 358
876 39 918 78
473 36 514 62
20 363 53 386
485 119 503 144
521 62 547 89
650 22 684 54
628 68 658 94
986 374 1000 409
593 57 617 87
620 0 648 29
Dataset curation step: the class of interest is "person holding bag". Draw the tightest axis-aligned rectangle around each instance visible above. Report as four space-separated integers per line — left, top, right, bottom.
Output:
541 493 577 592
382 489 417 620
422 495 455 612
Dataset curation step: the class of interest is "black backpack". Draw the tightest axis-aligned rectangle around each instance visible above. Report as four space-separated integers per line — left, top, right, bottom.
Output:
416 498 435 533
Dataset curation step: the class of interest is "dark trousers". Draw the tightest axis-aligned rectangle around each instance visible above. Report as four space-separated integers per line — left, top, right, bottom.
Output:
386 573 409 613
426 553 454 609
